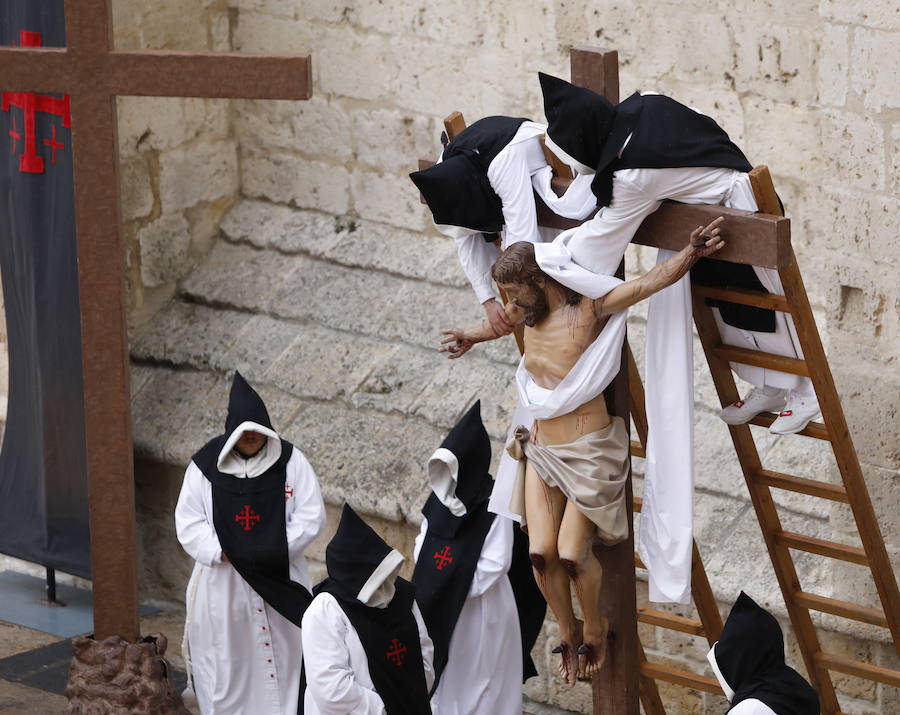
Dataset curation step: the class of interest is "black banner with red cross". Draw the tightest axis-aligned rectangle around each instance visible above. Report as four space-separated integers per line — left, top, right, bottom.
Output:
0 0 91 578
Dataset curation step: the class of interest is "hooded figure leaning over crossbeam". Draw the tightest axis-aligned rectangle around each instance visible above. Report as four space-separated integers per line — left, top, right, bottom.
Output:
439 216 725 685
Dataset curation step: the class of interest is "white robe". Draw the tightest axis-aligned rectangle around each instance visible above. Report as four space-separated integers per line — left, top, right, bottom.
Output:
449 121 597 304
301 594 435 715
175 446 326 715
413 514 522 715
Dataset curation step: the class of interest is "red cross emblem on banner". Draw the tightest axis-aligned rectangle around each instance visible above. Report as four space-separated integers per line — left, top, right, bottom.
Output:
235 505 261 531
1 30 72 174
285 485 294 501
385 638 407 666
433 545 453 571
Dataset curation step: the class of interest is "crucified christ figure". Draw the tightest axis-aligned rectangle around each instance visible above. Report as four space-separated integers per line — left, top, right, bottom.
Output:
439 216 724 685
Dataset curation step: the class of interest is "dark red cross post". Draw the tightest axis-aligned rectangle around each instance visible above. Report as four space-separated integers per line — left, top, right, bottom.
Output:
0 0 311 642
386 638 407 666
433 545 453 570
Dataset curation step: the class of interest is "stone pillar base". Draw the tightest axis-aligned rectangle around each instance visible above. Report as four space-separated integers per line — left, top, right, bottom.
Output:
64 633 190 714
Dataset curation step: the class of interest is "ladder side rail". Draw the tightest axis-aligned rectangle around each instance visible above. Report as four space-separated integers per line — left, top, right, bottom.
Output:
637 639 668 715
777 249 900 654
691 292 843 714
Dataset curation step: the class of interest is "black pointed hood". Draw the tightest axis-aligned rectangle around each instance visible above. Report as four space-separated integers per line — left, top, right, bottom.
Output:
225 370 273 437
540 71 615 171
709 592 819 714
325 504 404 604
428 400 492 514
410 154 503 234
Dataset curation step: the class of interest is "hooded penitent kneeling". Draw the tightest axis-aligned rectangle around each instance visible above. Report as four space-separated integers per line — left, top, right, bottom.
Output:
708 592 819 715
175 371 326 714
412 401 545 715
302 504 434 715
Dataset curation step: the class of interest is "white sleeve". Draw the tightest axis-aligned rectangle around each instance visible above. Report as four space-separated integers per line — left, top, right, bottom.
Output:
413 601 436 693
487 144 543 248
454 234 500 304
174 462 223 567
413 518 429 563
467 516 513 597
533 170 598 220
285 448 327 561
552 170 661 276
301 595 387 715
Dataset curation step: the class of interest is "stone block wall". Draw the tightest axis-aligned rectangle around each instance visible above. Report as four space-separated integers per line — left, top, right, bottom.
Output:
112 0 240 334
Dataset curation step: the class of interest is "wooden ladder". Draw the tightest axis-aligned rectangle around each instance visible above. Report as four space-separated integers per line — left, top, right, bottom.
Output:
681 165 900 714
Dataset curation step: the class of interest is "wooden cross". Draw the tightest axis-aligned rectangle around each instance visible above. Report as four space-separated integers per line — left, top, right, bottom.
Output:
0 0 311 641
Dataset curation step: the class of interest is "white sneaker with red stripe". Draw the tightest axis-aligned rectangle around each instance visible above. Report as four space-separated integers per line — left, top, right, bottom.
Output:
719 388 787 425
769 393 822 435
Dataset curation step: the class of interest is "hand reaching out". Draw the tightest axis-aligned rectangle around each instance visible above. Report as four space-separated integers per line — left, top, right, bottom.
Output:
688 216 725 258
439 328 475 359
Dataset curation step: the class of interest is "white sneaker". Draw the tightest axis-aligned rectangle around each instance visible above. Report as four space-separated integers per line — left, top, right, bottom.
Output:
719 388 787 425
769 393 822 435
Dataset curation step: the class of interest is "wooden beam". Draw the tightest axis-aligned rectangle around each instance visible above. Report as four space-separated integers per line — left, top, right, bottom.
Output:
571 46 619 104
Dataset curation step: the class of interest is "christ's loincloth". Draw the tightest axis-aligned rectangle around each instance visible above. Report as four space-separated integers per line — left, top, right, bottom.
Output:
504 416 629 546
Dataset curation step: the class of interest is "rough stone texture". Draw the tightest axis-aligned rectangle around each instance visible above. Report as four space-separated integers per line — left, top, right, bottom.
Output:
64 633 189 714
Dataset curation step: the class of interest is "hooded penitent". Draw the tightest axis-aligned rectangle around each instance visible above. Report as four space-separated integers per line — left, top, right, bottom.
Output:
412 401 545 687
708 592 819 714
409 116 528 235
315 504 431 715
191 371 313 625
539 71 774 333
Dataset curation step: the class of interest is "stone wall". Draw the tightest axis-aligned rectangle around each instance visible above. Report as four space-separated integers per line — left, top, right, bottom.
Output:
112 0 240 334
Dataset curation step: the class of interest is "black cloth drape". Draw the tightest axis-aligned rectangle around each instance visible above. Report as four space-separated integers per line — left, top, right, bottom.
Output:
0 0 91 577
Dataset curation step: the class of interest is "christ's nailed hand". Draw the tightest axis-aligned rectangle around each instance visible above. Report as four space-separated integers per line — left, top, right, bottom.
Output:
688 216 725 257
439 328 474 359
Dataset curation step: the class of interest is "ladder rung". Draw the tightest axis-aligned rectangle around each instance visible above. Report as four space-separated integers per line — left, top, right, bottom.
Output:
755 469 848 502
637 608 706 636
630 439 646 458
777 531 869 565
640 661 724 695
794 591 888 628
635 552 646 570
815 652 900 688
748 412 830 440
713 344 810 376
633 496 643 513
692 284 791 312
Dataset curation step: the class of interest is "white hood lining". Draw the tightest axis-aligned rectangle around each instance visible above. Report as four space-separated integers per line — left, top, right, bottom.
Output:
428 448 467 517
217 421 282 478
357 549 405 607
706 642 735 703
543 133 595 176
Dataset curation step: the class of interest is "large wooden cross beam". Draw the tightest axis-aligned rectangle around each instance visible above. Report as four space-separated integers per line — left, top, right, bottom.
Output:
0 0 311 641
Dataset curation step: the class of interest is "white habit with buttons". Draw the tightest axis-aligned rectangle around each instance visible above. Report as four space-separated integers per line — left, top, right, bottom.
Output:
175 443 326 714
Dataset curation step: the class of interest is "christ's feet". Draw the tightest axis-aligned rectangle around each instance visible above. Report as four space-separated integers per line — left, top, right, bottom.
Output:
552 619 583 687
578 617 609 679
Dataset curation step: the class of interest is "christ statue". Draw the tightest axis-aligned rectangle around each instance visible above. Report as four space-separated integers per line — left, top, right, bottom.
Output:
439 216 724 684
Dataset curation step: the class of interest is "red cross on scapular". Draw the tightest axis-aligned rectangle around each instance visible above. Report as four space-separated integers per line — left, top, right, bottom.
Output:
235 505 261 531
284 485 294 501
385 638 407 666
433 545 453 571
1 30 72 174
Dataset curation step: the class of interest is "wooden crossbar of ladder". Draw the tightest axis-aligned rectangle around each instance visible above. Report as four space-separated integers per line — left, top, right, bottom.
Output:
684 165 900 714
433 109 731 713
